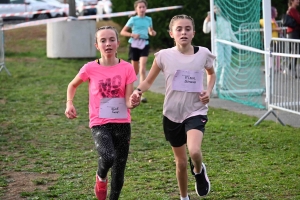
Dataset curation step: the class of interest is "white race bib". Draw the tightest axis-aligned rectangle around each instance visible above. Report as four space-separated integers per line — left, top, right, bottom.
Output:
99 98 127 119
172 70 203 92
131 39 146 49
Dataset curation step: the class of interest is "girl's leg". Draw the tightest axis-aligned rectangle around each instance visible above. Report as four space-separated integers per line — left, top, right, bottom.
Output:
186 129 204 173
91 125 115 179
139 56 148 84
109 124 131 200
187 129 210 197
131 60 140 75
139 56 148 102
172 145 188 198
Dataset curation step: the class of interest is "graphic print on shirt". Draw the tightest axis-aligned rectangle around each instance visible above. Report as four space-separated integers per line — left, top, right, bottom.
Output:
98 75 122 97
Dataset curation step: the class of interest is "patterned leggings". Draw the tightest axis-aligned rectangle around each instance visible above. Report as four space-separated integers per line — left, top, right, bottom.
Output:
91 123 131 200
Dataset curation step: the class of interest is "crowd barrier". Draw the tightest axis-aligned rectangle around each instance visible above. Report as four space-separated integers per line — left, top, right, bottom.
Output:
255 37 300 125
0 5 98 18
2 5 183 31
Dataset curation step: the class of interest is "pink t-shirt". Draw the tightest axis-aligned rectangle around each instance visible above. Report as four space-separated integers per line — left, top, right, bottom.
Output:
155 46 216 123
78 60 136 128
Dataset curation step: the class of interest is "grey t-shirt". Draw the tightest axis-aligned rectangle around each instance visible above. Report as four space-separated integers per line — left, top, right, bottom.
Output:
155 46 215 123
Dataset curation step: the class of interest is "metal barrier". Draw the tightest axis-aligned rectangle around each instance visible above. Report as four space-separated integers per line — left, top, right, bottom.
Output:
255 37 300 125
0 18 10 75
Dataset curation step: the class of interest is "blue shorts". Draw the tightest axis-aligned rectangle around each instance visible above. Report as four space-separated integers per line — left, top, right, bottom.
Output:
163 115 208 147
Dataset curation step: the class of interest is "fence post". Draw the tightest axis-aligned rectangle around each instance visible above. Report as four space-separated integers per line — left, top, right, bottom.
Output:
0 18 11 76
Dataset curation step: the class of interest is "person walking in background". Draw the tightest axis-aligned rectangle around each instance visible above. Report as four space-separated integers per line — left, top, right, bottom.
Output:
260 6 281 38
120 0 156 103
260 6 282 71
65 26 137 200
203 5 238 91
130 14 216 200
286 0 300 78
96 0 113 21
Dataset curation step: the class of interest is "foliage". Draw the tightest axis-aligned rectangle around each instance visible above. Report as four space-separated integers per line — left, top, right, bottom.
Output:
111 0 212 49
111 0 296 50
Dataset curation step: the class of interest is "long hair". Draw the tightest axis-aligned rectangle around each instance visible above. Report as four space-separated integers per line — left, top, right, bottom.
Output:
271 6 277 19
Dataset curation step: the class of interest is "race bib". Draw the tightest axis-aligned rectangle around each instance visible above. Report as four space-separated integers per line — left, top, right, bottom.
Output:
131 39 146 49
99 98 127 119
172 70 203 92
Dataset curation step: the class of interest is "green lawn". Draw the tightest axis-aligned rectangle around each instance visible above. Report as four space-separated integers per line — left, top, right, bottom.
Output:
0 23 300 200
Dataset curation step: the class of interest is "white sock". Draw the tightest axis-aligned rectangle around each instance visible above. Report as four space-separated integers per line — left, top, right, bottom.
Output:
180 196 189 200
97 174 106 182
194 165 203 175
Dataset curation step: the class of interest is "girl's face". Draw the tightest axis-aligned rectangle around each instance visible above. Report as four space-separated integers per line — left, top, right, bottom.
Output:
292 0 300 7
135 2 147 16
169 19 195 46
95 29 119 57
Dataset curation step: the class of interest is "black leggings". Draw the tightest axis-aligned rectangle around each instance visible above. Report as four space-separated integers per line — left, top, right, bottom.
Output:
91 123 131 200
287 31 300 77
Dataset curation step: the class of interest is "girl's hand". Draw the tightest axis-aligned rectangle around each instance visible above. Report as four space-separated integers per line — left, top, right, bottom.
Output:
199 90 210 105
130 90 141 108
131 33 140 39
65 104 77 119
206 14 211 22
151 30 156 36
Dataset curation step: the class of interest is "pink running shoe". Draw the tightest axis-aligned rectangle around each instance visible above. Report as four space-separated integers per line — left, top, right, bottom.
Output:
94 174 107 200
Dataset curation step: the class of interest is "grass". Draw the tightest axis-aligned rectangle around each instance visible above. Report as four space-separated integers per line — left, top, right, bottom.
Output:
0 21 300 200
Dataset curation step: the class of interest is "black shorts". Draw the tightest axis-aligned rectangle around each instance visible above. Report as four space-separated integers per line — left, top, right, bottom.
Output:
163 115 208 147
128 44 150 61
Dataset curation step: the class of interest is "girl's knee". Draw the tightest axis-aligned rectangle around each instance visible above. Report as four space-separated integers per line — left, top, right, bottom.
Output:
189 150 201 160
176 159 188 171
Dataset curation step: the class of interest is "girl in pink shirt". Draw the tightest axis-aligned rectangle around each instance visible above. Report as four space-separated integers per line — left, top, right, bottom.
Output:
65 26 137 200
130 15 216 200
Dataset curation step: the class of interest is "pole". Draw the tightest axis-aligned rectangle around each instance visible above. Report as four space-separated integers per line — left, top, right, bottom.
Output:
68 0 76 18
210 0 215 56
262 0 272 110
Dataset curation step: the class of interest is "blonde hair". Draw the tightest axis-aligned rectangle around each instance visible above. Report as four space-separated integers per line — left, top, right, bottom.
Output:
168 14 195 32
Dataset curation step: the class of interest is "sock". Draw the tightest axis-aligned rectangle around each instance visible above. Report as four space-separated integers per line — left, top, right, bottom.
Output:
180 195 189 200
97 174 106 182
194 166 203 175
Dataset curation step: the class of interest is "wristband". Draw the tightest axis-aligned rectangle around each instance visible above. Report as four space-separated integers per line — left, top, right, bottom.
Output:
66 99 73 103
136 88 141 92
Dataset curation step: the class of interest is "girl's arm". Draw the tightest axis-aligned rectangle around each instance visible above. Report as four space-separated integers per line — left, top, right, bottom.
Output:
130 59 161 106
148 27 156 36
120 25 132 37
199 67 216 104
203 16 211 34
120 26 139 39
125 82 135 109
135 58 161 92
65 75 83 119
206 67 216 95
